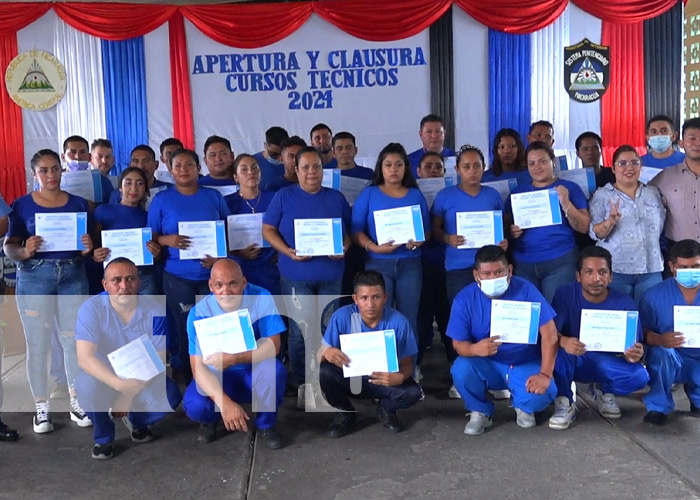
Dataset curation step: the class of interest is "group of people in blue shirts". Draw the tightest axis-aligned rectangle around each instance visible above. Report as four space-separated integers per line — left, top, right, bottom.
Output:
0 111 699 459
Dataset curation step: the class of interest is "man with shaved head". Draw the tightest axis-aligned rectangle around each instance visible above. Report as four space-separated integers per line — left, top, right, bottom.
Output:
183 259 287 449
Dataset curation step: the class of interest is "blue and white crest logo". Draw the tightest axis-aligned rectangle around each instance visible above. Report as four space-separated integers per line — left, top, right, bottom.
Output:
564 38 610 103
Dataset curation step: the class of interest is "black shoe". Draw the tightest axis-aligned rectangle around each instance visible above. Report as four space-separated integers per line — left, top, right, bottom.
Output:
198 422 218 444
327 412 356 438
131 428 154 443
258 427 283 450
376 405 402 433
91 443 114 460
644 411 668 426
0 420 18 442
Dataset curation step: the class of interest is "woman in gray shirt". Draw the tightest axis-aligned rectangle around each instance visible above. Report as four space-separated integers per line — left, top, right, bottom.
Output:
589 145 666 305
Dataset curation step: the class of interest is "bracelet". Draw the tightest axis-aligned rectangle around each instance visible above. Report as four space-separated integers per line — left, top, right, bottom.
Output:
539 372 552 379
564 203 572 218
365 240 373 252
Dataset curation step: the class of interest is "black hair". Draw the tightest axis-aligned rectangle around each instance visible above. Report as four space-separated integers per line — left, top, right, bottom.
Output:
491 128 526 176
457 144 485 168
159 138 183 154
577 246 612 272
669 239 700 263
91 138 113 151
280 135 307 153
169 148 200 167
646 114 675 132
332 131 356 147
419 114 445 129
203 135 232 155
294 146 322 168
233 154 256 176
353 270 386 293
611 145 639 165
30 149 61 172
371 143 418 188
575 132 602 151
130 144 156 161
265 126 289 146
524 141 556 162
474 245 509 269
310 123 332 140
682 117 700 137
418 151 445 171
62 135 89 152
529 120 554 134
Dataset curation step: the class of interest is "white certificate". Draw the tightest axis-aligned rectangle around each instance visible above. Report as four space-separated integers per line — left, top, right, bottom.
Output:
482 178 518 202
443 156 457 173
60 170 103 202
227 213 270 250
490 300 541 344
339 330 399 377
417 177 455 208
322 169 341 190
107 334 165 382
193 309 257 358
205 185 238 197
101 228 154 267
579 309 638 352
558 167 597 199
108 176 119 189
178 220 227 260
294 218 344 257
673 306 700 348
35 212 87 252
145 185 168 210
373 205 426 245
339 176 370 206
639 167 662 185
456 211 504 249
510 189 563 229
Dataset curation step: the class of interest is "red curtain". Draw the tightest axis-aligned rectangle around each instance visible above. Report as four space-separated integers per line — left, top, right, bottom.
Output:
600 21 646 166
0 3 51 31
572 0 680 24
169 11 195 150
455 0 567 34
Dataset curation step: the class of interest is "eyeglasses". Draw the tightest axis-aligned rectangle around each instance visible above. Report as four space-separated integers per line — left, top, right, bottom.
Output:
614 159 641 167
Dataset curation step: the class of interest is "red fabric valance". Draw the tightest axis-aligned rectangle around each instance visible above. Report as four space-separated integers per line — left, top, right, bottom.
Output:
572 0 680 24
0 3 50 32
455 0 568 34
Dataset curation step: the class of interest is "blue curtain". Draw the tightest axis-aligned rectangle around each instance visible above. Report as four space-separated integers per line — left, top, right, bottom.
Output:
488 30 531 157
101 37 149 175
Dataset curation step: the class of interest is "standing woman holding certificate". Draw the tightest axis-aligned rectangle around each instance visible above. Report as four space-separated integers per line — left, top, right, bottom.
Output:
352 143 431 361
589 145 666 305
507 142 590 303
148 149 230 383
4 149 93 433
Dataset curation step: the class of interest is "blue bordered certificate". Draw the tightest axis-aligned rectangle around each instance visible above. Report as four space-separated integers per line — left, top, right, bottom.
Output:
579 309 638 352
490 300 541 344
339 329 399 377
510 189 562 229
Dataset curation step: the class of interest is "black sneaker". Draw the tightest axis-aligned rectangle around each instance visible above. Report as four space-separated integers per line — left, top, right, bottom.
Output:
91 443 114 460
376 405 402 433
131 428 154 443
0 419 18 442
258 427 283 450
198 422 218 444
327 412 356 438
643 411 668 426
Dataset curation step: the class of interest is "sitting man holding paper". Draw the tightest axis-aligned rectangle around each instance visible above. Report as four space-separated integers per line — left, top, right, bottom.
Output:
640 239 700 426
319 270 422 438
448 245 558 435
548 246 647 430
75 258 182 460
183 259 287 449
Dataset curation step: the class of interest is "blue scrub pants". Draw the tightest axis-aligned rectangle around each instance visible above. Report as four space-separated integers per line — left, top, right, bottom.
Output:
553 348 649 402
644 346 700 414
451 357 556 416
183 358 287 430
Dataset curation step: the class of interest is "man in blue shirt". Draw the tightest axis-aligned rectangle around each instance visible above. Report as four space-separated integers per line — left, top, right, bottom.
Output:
266 136 306 191
548 247 648 430
200 135 235 186
310 123 335 167
183 259 287 449
0 194 17 441
75 258 182 459
641 239 700 425
448 245 558 435
254 126 289 191
407 114 455 178
641 115 685 169
108 145 172 204
319 270 422 438
327 131 374 180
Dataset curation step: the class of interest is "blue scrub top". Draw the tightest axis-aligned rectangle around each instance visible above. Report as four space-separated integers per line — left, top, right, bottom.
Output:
640 150 685 169
408 147 456 179
254 152 285 192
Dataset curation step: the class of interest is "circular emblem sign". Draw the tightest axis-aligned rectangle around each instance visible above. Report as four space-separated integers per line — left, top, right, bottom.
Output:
5 50 66 110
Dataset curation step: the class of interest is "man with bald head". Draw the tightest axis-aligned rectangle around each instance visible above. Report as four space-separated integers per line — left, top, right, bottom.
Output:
183 259 287 448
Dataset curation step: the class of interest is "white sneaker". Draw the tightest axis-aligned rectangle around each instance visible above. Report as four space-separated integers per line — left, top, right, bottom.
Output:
515 408 536 428
464 411 493 435
590 384 621 419
33 401 53 434
548 396 577 430
489 389 511 400
297 383 317 410
448 385 462 399
413 366 423 382
70 397 93 427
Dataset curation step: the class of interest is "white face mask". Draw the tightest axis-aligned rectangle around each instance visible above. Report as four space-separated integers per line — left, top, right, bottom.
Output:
648 135 672 153
479 275 509 298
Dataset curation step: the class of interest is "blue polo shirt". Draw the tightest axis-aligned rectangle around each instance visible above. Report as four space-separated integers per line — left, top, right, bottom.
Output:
446 276 556 365
640 150 685 169
147 187 230 281
95 203 147 230
263 184 351 282
351 185 430 260
199 175 235 187
408 147 456 178
324 163 374 180
0 194 11 217
481 169 532 185
431 185 504 270
323 304 418 360
640 278 700 359
266 176 297 192
186 284 286 370
75 292 167 366
505 178 587 263
225 190 277 268
254 152 285 192
552 282 642 341
108 179 171 204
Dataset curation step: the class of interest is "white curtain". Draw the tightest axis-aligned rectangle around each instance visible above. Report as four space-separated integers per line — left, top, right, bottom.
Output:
144 21 174 154
54 18 107 150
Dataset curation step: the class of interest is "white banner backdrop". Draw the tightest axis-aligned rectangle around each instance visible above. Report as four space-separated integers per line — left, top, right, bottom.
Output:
186 14 431 161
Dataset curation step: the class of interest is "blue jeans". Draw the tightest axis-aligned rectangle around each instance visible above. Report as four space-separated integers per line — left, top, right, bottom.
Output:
514 249 577 303
417 261 449 364
644 346 700 414
138 269 161 296
279 276 341 385
366 257 422 350
609 272 662 307
15 258 88 399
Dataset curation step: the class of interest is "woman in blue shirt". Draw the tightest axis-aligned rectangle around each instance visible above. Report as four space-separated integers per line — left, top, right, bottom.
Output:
93 167 162 295
507 142 591 303
482 128 530 184
352 143 430 360
4 149 93 433
148 149 230 383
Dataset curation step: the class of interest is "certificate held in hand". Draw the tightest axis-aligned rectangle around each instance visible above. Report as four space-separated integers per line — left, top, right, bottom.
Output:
294 218 344 257
35 212 88 252
490 300 541 344
322 169 341 190
373 205 425 245
673 306 700 348
227 213 270 250
579 309 638 352
339 330 399 378
456 211 504 249
101 228 154 267
482 178 518 203
107 334 165 382
60 170 103 202
193 309 257 358
178 220 227 260
510 189 562 229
